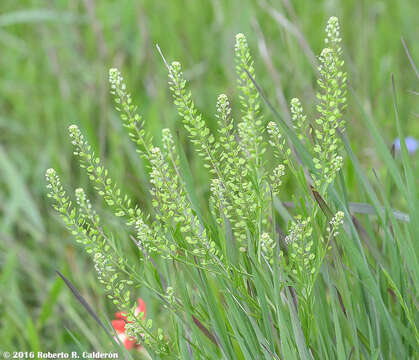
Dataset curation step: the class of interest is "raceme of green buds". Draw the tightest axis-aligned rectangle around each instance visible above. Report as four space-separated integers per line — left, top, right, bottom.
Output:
168 61 218 175
215 93 247 184
285 216 316 281
312 16 347 191
235 33 265 169
68 124 143 226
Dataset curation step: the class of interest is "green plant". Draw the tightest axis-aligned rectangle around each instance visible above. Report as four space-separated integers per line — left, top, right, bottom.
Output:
46 17 418 359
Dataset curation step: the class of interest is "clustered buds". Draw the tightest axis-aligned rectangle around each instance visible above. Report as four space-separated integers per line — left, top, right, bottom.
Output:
235 33 265 169
312 16 347 192
109 68 151 156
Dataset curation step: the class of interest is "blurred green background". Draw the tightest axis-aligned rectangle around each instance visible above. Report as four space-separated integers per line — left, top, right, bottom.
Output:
0 0 417 353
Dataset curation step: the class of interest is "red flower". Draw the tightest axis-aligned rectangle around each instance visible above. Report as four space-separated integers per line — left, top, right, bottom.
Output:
112 298 147 350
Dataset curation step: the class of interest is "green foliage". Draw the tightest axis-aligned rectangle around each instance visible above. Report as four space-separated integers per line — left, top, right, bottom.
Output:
1 0 418 355
45 16 419 359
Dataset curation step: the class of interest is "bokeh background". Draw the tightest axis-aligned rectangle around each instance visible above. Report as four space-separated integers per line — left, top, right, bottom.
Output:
0 0 417 353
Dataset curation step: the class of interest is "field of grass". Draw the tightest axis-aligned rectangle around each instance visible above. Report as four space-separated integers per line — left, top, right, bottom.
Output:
0 0 418 357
